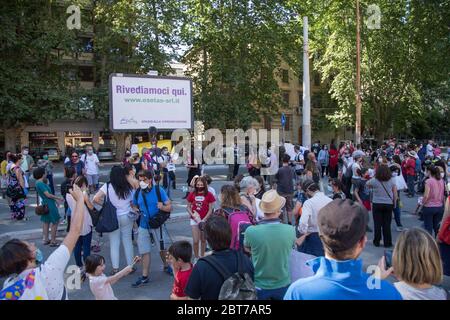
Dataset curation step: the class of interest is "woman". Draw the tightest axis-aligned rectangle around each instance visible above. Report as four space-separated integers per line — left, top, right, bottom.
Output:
378 228 447 300
124 164 139 189
0 185 86 300
422 165 445 237
305 153 321 184
93 166 135 275
318 145 329 178
8 154 27 220
254 175 266 200
329 178 346 200
186 176 215 260
214 185 248 219
438 196 450 276
367 164 397 248
296 180 332 256
37 153 55 194
65 152 85 177
239 176 259 218
328 144 339 179
390 156 405 231
60 167 76 230
183 148 202 199
66 176 94 274
34 167 64 246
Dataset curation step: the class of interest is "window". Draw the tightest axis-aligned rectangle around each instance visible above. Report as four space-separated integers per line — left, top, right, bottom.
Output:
284 115 291 131
311 95 322 108
67 69 77 81
283 91 290 106
79 66 94 81
282 69 289 84
298 92 303 108
264 116 272 130
313 72 321 87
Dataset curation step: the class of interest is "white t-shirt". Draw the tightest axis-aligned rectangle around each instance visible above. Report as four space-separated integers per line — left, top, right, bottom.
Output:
426 144 434 157
394 282 447 300
255 198 265 222
88 274 117 300
2 245 70 300
66 193 93 236
81 154 100 175
342 157 354 175
295 152 305 171
352 162 361 179
99 183 134 216
298 192 332 234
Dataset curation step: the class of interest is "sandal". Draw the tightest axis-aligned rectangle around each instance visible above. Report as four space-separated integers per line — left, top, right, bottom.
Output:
49 242 60 247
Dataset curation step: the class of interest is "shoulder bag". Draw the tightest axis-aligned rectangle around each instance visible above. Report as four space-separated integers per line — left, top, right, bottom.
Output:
95 183 119 233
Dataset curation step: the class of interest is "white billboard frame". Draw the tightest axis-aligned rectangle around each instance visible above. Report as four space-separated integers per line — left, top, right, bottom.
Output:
109 73 194 132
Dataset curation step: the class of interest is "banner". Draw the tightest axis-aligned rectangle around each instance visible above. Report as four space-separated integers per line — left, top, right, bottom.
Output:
109 74 193 131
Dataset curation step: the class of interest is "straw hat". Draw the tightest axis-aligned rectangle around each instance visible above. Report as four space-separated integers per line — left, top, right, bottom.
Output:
259 189 286 214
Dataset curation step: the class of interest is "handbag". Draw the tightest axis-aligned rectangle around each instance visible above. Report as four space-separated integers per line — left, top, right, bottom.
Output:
148 185 171 229
95 183 119 233
89 208 101 227
35 204 49 216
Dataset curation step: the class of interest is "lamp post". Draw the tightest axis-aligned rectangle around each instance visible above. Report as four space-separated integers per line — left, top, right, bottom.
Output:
355 0 362 144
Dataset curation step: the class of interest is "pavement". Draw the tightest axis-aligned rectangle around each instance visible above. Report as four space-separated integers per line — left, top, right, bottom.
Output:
0 163 449 299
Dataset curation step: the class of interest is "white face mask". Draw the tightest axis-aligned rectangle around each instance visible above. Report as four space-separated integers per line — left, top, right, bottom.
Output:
139 181 149 189
441 173 445 178
392 172 398 177
22 150 29 155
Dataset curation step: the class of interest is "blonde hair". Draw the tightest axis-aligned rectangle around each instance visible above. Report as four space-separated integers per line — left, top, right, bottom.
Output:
393 228 443 285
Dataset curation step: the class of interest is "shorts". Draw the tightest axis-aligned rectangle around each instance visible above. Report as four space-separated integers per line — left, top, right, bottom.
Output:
86 174 99 186
137 227 152 255
190 219 202 226
280 193 294 212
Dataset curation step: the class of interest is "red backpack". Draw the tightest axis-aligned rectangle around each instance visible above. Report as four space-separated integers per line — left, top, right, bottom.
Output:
438 197 450 245
228 207 255 250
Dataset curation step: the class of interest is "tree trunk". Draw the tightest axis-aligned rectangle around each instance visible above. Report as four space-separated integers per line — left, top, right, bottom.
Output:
113 132 127 161
4 127 18 153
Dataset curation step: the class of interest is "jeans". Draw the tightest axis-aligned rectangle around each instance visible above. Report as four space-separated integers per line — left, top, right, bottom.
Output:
109 214 134 269
439 242 450 276
321 165 328 177
422 206 444 238
47 174 55 195
297 232 324 257
372 203 393 246
406 175 415 196
74 230 93 267
257 285 290 300
393 191 402 227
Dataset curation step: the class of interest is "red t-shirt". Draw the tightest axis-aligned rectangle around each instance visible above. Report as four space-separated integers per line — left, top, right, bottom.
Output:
329 149 339 168
187 191 216 220
172 266 193 297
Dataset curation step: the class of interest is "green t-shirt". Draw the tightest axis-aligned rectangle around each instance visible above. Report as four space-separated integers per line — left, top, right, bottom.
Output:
244 222 296 290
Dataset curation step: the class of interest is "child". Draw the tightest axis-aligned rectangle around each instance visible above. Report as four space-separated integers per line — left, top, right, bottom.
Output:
85 254 141 300
167 241 193 300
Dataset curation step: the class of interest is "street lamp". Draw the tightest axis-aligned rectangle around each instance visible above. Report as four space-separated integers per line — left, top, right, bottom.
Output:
355 0 362 145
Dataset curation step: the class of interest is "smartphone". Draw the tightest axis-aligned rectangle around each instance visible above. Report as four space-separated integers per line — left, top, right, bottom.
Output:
384 249 393 269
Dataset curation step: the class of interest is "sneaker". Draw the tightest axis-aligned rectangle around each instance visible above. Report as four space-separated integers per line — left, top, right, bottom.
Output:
163 265 173 276
60 219 67 225
131 276 149 288
396 226 405 232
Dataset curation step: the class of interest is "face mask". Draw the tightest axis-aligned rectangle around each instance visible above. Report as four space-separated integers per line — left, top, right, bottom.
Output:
43 155 49 160
88 151 93 155
139 181 149 189
441 173 445 178
22 150 29 155
163 151 168 156
392 172 398 177
344 154 350 158
35 248 44 265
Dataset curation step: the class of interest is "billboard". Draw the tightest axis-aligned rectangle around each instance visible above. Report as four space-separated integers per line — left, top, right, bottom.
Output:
109 73 193 131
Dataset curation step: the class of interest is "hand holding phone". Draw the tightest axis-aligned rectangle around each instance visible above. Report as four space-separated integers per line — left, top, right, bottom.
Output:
384 249 393 269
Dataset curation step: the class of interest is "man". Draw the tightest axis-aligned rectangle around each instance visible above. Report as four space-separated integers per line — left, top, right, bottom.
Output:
351 154 364 192
132 170 171 288
352 144 365 159
311 140 321 159
426 140 434 158
341 149 354 199
275 154 295 224
284 199 402 300
244 190 296 300
293 145 305 180
185 215 254 300
65 152 85 177
81 146 100 193
404 151 417 198
20 146 34 187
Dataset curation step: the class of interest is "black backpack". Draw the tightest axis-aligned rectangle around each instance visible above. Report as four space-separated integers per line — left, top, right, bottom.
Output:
202 250 257 300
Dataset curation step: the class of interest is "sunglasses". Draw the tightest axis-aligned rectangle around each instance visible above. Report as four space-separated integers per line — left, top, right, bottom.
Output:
71 155 78 158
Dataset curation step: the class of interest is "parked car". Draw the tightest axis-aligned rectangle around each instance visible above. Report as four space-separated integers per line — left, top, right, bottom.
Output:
97 147 115 161
44 148 61 161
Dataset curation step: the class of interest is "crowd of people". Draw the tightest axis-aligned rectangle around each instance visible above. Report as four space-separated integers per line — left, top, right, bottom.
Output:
0 138 449 300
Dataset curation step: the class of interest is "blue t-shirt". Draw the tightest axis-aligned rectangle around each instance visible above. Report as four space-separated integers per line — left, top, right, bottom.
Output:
284 257 402 300
133 186 169 229
65 161 85 176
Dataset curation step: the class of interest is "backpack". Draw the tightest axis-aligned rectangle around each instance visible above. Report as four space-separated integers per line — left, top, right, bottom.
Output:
344 162 354 178
201 250 257 300
228 204 255 250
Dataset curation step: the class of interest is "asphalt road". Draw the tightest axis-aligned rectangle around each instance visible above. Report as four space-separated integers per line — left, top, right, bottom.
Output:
0 163 449 299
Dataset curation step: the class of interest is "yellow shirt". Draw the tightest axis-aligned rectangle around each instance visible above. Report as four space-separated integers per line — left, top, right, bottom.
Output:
1 160 7 176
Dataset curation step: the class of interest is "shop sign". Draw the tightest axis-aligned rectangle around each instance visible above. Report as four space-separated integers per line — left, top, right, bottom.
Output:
29 132 57 139
66 131 93 138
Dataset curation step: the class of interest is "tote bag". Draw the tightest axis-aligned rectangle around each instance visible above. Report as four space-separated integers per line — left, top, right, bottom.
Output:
95 183 119 233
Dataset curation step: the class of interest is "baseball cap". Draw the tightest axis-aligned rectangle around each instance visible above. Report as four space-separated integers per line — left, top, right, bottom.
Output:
317 199 368 254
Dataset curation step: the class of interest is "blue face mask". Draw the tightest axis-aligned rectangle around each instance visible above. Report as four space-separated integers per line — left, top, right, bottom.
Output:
35 249 44 265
